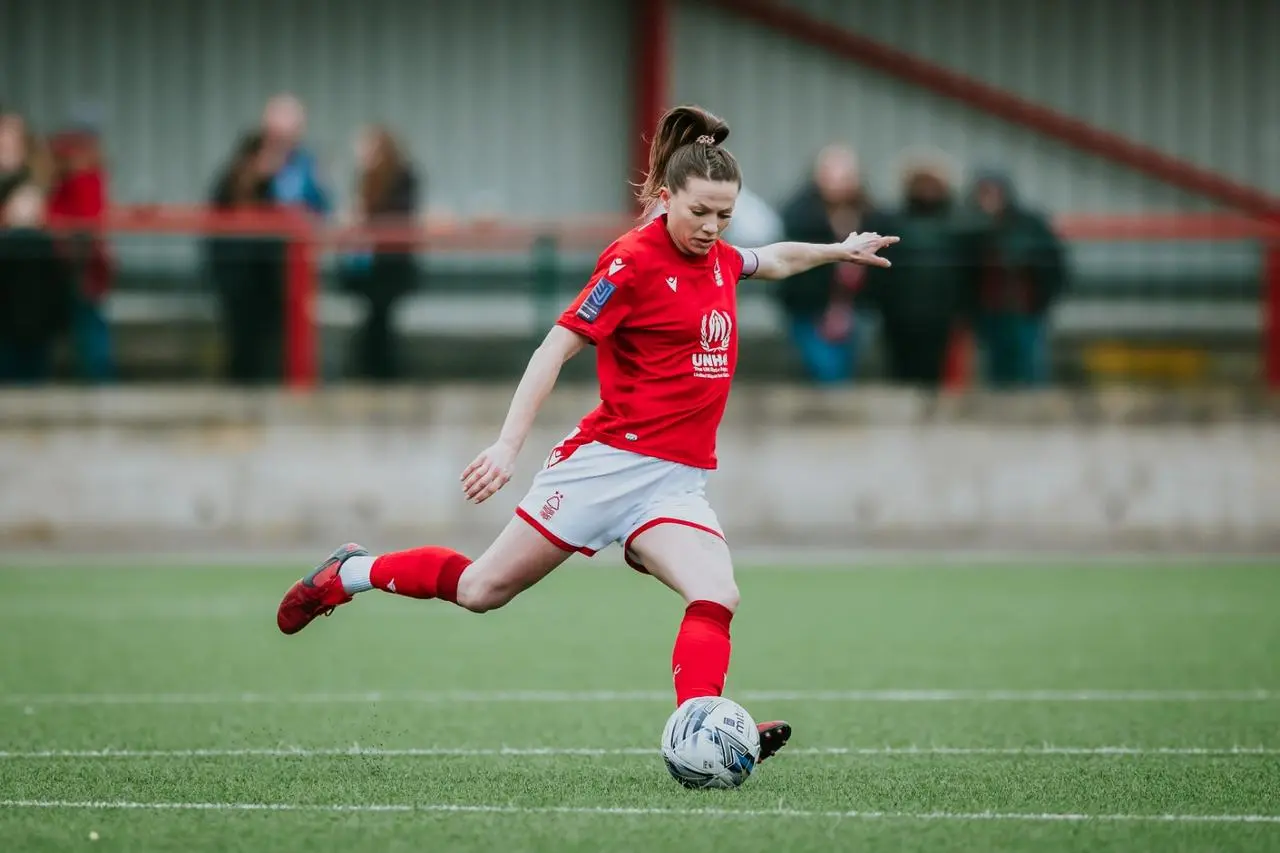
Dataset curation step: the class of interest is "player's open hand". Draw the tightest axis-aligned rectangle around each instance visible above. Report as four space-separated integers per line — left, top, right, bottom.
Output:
839 232 899 268
461 440 518 505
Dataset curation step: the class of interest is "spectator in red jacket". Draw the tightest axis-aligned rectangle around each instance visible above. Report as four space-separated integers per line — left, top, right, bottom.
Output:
49 124 115 382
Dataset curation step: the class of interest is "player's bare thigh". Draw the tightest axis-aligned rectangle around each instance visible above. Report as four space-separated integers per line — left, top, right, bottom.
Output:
455 516 574 613
627 524 740 612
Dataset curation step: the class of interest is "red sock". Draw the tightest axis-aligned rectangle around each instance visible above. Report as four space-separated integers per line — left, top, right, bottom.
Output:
370 546 471 604
672 600 734 706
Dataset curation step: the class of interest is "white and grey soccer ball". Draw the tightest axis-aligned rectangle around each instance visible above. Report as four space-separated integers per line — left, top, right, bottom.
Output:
661 696 761 789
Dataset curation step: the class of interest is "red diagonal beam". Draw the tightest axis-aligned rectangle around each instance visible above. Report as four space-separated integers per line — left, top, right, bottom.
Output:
707 0 1280 217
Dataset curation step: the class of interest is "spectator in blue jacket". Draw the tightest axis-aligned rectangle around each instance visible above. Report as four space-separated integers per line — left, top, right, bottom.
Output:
778 144 891 385
262 94 330 217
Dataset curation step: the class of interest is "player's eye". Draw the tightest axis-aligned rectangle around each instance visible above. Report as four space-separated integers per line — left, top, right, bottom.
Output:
718 212 733 220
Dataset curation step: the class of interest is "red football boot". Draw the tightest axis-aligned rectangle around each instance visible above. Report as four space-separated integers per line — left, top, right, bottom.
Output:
757 720 792 762
276 543 369 635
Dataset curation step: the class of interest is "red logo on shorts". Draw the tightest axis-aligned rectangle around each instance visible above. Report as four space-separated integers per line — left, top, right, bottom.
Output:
540 491 564 521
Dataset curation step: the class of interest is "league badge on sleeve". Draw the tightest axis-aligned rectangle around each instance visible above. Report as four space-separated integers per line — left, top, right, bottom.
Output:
576 278 617 323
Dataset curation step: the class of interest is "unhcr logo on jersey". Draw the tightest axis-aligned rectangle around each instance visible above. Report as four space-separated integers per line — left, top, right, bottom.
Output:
693 310 732 379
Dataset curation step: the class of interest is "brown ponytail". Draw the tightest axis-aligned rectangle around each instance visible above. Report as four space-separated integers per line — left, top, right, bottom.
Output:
636 105 741 217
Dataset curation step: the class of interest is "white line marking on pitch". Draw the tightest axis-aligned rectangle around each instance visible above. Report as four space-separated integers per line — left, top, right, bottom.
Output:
2 689 1275 706
1 800 1278 824
1 746 1278 760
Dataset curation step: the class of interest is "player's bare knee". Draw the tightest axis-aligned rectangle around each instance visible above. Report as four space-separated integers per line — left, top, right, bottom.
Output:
455 570 512 614
693 580 739 614
716 582 740 614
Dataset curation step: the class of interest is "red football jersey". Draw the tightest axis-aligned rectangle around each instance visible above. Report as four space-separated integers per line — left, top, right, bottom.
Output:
556 216 755 469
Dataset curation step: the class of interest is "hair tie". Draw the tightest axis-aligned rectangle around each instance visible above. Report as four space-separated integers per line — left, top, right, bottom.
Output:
695 135 716 145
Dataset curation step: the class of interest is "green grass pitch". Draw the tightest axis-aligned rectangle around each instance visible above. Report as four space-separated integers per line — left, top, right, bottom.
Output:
1 558 1278 852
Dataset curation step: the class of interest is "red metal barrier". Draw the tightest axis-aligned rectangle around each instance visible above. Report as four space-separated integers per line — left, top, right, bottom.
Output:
631 0 670 205
44 208 1280 390
44 207 638 389
50 207 1280 246
1267 215 1280 390
284 227 318 390
942 326 974 392
45 206 634 250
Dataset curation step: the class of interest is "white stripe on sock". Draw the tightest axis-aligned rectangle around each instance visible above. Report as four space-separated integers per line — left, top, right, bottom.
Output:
338 556 375 594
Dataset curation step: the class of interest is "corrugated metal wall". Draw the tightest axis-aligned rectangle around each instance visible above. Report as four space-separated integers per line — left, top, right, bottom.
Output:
2 0 633 215
674 0 1278 213
4 0 1275 216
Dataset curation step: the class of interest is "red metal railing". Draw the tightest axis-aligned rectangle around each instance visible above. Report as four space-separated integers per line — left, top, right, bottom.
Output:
1268 215 1280 388
45 207 1280 390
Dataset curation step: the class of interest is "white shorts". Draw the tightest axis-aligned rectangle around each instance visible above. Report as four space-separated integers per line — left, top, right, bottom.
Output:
515 437 724 572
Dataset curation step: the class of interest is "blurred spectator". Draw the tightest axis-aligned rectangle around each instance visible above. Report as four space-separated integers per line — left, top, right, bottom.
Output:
723 185 783 248
338 125 420 382
0 113 44 215
261 94 331 216
0 185 76 384
204 131 287 384
968 169 1068 388
49 123 115 382
861 152 977 388
778 144 890 385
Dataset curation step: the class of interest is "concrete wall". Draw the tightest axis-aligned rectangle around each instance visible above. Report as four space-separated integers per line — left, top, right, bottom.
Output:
3 388 1278 555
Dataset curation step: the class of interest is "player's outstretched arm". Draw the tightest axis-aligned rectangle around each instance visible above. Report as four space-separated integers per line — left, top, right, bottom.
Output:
461 325 588 504
749 232 900 281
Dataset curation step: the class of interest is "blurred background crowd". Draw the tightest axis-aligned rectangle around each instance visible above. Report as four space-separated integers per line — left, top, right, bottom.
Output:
1 96 426 385
0 0 1274 392
0 93 1067 390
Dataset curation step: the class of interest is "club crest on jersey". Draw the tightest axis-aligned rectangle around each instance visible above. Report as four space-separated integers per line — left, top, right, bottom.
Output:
692 309 733 379
576 278 617 323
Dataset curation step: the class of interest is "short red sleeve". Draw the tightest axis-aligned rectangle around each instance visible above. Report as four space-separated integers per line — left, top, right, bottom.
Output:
556 249 637 344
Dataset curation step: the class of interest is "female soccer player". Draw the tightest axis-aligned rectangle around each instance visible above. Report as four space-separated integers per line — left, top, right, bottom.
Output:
276 105 897 761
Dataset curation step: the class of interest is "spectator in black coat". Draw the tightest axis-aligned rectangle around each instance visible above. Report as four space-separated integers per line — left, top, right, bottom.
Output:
204 131 287 384
0 115 28 213
967 168 1068 387
0 185 75 384
861 153 980 388
338 125 421 382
